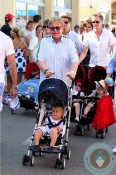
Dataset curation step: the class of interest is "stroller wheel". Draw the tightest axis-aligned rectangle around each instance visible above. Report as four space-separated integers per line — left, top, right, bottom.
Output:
101 130 105 139
66 149 71 159
87 125 90 130
30 154 35 166
54 158 66 169
96 131 98 138
54 158 58 169
39 151 43 157
105 127 108 133
61 158 66 169
11 109 15 114
54 158 61 169
80 127 84 136
22 154 30 166
74 125 81 136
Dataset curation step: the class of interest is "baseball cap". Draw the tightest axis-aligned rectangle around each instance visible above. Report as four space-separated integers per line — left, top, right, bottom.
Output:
5 13 14 20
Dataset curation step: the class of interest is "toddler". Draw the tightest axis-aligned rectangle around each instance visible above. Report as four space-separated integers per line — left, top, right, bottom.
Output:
72 79 85 121
82 79 109 118
33 103 65 153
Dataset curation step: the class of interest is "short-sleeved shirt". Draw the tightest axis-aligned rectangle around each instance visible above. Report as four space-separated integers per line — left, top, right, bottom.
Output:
28 36 38 62
37 35 79 87
83 29 116 67
0 31 15 83
66 30 82 53
107 45 116 83
1 24 12 37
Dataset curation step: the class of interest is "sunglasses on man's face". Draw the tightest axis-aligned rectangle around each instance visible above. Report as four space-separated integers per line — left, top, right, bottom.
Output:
64 21 69 24
43 25 49 29
92 21 100 24
49 26 61 31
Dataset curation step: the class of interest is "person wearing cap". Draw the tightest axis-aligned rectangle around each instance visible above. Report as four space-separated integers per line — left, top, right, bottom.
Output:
1 13 14 37
82 79 109 118
74 24 80 34
72 79 85 122
0 31 17 112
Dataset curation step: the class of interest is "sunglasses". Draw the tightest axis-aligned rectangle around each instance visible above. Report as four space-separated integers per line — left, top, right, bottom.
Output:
92 21 100 24
64 21 69 24
49 26 61 31
43 25 49 29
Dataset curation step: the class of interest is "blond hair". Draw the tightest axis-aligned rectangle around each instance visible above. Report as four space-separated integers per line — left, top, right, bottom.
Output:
49 16 64 27
92 13 103 21
12 27 24 38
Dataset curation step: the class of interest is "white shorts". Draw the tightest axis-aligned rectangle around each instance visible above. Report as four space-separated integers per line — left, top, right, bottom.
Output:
36 125 51 135
0 83 4 112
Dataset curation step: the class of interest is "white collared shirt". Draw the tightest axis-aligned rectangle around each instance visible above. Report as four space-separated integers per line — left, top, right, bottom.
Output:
83 29 116 67
37 35 79 87
65 30 82 53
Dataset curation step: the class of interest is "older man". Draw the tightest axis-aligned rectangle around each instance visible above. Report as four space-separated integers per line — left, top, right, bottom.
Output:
0 31 17 111
37 16 79 87
79 13 116 68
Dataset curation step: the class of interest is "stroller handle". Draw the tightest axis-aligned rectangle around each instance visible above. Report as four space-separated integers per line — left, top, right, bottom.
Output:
70 79 75 89
72 96 99 100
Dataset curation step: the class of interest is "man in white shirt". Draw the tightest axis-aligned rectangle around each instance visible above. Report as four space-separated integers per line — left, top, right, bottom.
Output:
79 13 116 68
61 15 82 54
0 31 17 111
37 16 79 87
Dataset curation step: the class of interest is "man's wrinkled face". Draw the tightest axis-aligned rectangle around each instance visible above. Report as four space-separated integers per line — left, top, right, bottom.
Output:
49 22 63 40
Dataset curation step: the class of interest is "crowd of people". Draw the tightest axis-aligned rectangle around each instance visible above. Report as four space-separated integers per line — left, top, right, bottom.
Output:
0 12 116 152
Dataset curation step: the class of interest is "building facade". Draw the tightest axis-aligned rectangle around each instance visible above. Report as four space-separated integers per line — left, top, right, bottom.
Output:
0 0 115 29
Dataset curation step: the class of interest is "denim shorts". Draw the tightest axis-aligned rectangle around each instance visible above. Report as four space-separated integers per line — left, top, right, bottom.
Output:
0 83 4 112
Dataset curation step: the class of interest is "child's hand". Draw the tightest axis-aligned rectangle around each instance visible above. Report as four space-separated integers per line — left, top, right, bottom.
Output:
56 126 62 132
72 99 78 103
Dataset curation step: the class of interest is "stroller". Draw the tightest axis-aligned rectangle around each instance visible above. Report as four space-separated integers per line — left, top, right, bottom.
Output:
71 65 86 122
22 78 72 169
74 66 108 138
18 62 40 111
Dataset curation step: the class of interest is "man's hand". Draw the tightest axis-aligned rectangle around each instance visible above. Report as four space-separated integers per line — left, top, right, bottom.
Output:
67 71 76 79
45 69 55 78
10 87 18 98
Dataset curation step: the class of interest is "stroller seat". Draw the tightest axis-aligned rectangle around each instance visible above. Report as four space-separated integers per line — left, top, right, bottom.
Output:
18 62 40 110
74 66 107 137
88 66 106 92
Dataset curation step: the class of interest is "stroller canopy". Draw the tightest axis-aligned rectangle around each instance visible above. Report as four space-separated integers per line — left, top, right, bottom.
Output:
39 78 68 106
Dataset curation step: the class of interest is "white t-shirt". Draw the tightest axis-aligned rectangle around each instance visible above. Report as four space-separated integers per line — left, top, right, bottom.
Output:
28 35 38 62
0 31 15 83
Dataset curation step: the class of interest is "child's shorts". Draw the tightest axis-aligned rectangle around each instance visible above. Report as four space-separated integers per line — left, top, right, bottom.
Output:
36 125 51 135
